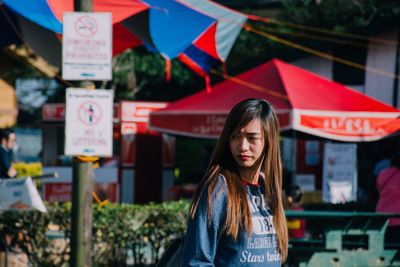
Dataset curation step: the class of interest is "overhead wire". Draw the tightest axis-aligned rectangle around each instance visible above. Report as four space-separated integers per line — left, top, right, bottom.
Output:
248 15 399 47
199 9 400 82
253 25 367 48
243 24 400 80
207 11 400 91
207 18 400 93
209 17 400 93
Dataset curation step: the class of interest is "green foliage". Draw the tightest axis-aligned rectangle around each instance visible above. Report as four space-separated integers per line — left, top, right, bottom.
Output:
0 203 70 267
0 201 190 267
0 63 39 84
174 137 216 185
113 49 205 101
280 0 400 34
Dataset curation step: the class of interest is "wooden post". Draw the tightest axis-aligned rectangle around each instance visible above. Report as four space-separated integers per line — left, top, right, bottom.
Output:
70 1 94 267
74 0 92 12
70 160 93 267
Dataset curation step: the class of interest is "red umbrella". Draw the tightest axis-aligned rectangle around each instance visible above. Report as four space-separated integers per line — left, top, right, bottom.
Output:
149 59 400 141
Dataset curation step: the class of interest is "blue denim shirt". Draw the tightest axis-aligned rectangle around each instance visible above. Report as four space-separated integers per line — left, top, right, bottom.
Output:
182 175 281 266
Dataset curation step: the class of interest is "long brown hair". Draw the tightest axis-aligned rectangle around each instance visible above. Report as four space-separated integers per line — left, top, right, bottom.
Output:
189 98 288 262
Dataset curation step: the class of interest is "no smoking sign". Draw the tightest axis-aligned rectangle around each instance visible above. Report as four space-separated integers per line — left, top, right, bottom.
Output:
75 15 98 37
62 12 112 81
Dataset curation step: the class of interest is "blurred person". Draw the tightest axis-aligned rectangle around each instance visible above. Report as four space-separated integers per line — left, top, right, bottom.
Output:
376 153 400 244
367 147 393 207
373 157 391 178
0 128 17 178
286 185 306 239
182 98 288 266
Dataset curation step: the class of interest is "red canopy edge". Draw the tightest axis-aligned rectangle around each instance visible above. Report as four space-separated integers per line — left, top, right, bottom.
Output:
149 108 399 141
149 110 291 139
293 109 400 142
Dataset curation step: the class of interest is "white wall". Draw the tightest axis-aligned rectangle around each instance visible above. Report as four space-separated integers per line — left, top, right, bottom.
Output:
365 30 398 107
293 56 333 80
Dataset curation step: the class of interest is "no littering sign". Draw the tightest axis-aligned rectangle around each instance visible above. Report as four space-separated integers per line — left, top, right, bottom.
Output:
78 101 102 125
65 88 113 156
62 12 112 81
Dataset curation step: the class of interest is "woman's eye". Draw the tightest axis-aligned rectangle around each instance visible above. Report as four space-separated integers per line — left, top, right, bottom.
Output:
231 134 239 139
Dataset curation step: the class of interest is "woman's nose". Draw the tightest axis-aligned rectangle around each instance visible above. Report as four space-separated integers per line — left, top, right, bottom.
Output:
238 138 249 152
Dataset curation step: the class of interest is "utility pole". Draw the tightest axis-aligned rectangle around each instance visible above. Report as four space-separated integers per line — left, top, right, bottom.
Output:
70 1 93 267
75 0 92 13
393 27 400 108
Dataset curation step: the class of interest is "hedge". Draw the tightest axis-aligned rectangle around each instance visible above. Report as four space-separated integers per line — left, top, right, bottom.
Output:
0 200 190 267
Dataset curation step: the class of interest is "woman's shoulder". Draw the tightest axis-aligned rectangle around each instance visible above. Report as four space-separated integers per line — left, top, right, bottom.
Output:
196 174 228 217
215 173 228 187
202 174 228 202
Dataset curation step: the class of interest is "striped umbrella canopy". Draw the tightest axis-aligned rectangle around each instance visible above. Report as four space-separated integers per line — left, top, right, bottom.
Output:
1 0 246 77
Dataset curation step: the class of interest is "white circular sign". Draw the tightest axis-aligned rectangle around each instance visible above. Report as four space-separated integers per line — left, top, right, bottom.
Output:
75 15 98 37
78 101 102 126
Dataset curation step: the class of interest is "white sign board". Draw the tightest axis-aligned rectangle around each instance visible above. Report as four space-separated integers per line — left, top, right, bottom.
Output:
0 177 47 212
62 12 112 80
329 181 353 204
294 174 315 192
322 143 357 203
65 88 113 156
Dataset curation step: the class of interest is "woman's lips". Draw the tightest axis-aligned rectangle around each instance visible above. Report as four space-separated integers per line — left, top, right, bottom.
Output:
239 155 251 161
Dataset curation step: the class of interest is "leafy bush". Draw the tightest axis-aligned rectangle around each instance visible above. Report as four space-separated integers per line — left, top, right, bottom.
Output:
12 162 43 178
0 200 190 267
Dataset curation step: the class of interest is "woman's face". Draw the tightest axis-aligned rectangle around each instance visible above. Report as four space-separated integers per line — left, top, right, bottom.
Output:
229 119 265 170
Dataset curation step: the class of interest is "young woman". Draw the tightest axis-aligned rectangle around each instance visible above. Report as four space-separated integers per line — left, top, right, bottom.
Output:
182 98 288 266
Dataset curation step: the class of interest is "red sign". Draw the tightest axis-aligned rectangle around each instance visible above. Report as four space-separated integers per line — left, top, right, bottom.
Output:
44 182 118 203
42 104 65 121
300 114 400 140
42 103 120 123
43 183 71 202
121 101 168 122
120 101 169 166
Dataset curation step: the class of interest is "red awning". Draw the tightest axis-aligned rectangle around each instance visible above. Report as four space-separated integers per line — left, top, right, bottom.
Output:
149 59 400 141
